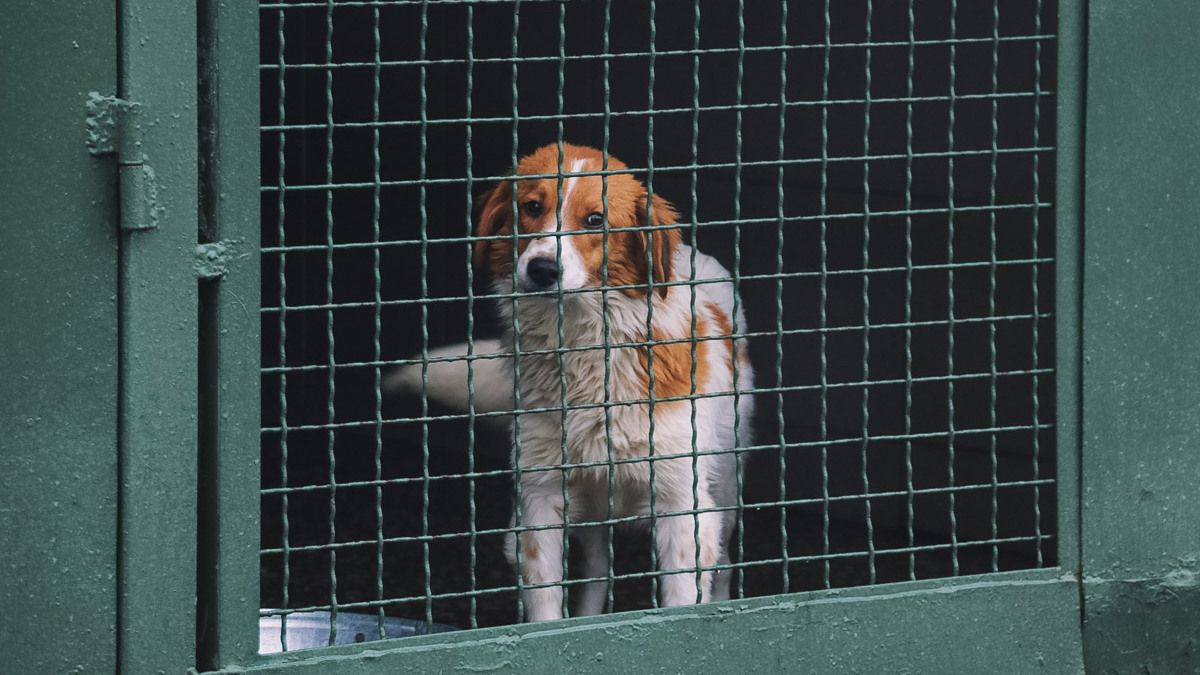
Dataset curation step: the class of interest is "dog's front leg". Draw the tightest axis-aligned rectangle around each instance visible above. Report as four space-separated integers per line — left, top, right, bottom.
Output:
653 460 722 607
573 522 612 616
507 484 567 622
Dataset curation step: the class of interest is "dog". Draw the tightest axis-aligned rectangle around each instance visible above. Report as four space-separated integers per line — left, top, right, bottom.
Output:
388 143 754 621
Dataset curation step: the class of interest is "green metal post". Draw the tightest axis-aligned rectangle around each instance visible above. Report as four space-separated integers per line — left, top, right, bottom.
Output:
117 0 200 672
0 3 120 673
197 0 262 669
1055 0 1085 578
1081 0 1200 671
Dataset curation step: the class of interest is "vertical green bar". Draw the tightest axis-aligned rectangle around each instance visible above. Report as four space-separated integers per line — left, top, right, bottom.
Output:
1028 0 1045 569
773 0 790 592
817 0 833 590
508 0 526 623
1053 0 1083 579
601 0 616 612
463 0 480 630
196 0 262 668
553 2 570 617
687 0 702 600
901 0 917 583
943 0 960 577
731 0 748 599
644 0 660 607
322 0 340 642
0 3 119 673
985 0 1001 573
118 0 199 671
417 0 433 627
859 0 876 585
273 3 292 652
371 0 386 639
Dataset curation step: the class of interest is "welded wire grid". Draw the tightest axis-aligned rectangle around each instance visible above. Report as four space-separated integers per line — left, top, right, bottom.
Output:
258 0 1057 650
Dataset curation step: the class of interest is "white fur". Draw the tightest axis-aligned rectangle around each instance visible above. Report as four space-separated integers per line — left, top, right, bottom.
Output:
515 158 590 293
382 339 513 417
391 242 754 621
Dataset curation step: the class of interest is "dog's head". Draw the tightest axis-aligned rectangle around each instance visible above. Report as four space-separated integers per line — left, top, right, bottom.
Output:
473 143 681 299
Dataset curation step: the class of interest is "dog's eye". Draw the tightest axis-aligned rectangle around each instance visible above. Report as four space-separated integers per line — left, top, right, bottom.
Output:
523 201 543 218
584 213 605 229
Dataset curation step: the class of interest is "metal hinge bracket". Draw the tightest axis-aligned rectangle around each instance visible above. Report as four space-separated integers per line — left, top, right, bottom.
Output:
194 240 247 280
86 92 162 231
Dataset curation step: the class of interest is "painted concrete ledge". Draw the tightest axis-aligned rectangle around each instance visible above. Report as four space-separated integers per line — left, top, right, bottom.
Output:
207 569 1083 675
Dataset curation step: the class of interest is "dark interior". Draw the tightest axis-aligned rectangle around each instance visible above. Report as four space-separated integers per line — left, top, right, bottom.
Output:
259 0 1057 630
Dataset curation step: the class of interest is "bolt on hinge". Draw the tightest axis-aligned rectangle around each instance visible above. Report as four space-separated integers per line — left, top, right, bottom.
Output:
86 92 162 231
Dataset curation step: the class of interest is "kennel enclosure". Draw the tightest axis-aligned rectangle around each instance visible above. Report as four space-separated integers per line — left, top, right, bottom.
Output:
4 1 1200 674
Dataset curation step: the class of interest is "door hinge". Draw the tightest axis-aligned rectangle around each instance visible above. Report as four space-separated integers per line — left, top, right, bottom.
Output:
86 92 162 231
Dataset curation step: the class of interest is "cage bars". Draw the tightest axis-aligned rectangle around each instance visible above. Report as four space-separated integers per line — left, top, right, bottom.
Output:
258 0 1058 647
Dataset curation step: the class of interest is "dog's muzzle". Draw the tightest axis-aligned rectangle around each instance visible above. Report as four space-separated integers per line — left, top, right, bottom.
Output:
523 257 560 291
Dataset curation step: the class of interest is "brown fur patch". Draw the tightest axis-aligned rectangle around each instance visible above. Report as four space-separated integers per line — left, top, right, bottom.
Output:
520 532 539 562
637 315 710 402
704 300 751 371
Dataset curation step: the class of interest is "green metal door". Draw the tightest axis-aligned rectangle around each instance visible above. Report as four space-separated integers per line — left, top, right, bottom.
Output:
3 1 203 673
1 4 121 673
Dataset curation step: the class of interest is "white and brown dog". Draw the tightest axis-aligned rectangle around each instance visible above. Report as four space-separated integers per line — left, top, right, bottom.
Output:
389 143 753 621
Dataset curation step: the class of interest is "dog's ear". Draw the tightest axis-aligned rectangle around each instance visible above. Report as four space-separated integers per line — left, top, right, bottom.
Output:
473 178 514 270
633 192 681 299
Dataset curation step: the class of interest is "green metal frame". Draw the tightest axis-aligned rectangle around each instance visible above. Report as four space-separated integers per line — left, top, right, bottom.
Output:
197 0 264 669
6 0 1200 673
233 570 1082 674
116 1 201 672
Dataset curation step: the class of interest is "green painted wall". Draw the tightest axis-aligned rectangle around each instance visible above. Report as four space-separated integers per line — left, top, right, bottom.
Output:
1081 1 1200 672
0 2 120 673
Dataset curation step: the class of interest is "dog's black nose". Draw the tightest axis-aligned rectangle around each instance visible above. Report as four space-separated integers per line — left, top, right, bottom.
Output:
526 257 560 288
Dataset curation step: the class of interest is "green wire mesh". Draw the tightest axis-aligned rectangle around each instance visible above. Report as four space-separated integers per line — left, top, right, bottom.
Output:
259 0 1056 651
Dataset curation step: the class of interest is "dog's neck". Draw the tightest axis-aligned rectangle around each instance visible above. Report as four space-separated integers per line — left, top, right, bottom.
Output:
491 283 686 351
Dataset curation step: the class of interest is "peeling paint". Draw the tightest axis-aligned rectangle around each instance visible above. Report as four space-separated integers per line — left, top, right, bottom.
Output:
85 92 139 156
194 240 243 279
